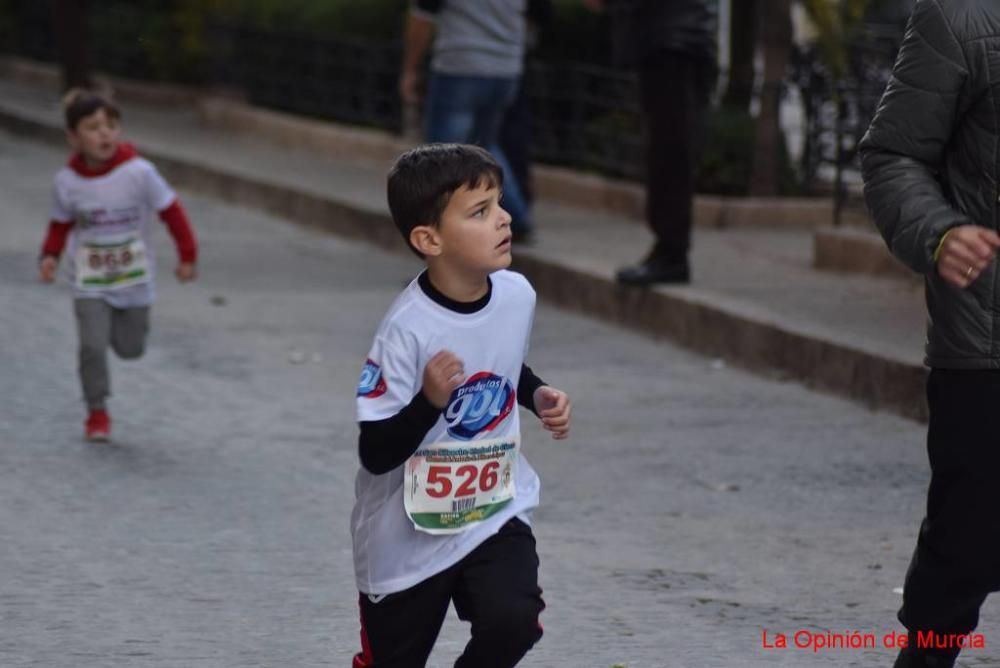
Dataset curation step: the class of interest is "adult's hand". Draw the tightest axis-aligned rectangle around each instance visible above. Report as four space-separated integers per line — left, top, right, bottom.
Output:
400 69 422 106
400 11 433 106
936 225 1000 288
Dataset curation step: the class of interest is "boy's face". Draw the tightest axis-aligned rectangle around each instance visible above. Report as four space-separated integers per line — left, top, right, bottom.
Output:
427 182 513 275
68 108 120 166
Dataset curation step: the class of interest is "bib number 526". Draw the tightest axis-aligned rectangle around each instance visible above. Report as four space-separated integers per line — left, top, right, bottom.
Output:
425 461 500 499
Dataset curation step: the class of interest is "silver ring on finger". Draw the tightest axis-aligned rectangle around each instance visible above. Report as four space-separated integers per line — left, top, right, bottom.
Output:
966 265 974 279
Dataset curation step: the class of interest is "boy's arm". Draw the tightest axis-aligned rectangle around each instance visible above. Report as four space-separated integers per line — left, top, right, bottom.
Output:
158 200 198 264
517 363 546 417
358 348 464 474
144 161 197 266
42 176 74 262
39 220 74 282
40 220 74 259
359 391 441 475
521 354 571 440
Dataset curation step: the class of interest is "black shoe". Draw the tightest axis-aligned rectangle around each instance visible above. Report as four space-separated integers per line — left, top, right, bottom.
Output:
615 257 690 286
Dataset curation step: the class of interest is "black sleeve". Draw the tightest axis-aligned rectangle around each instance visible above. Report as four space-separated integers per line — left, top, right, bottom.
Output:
358 391 441 475
414 0 444 13
517 363 546 417
859 0 972 274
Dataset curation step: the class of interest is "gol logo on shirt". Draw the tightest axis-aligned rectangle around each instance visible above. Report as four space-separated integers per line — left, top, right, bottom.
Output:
444 372 514 440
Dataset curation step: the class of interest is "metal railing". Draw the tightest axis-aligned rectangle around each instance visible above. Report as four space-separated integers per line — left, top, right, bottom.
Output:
789 24 903 221
209 23 404 133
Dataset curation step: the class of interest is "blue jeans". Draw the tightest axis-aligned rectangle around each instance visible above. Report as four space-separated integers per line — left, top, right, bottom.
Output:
424 73 532 232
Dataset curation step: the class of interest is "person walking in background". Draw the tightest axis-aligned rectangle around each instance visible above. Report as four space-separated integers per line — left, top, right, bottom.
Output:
860 1 1000 666
399 0 535 243
38 90 198 442
587 0 718 285
499 0 553 214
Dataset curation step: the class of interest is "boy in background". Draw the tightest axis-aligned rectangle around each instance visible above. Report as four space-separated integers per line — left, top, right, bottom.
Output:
39 89 198 441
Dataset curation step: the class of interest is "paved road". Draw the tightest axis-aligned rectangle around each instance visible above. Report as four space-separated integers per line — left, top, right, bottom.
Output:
1 130 995 667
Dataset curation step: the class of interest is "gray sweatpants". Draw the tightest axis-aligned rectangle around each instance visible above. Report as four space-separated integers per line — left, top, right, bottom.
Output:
74 298 150 410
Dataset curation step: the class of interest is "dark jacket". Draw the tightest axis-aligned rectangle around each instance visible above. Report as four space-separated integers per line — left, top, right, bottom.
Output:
860 0 1000 369
608 0 718 67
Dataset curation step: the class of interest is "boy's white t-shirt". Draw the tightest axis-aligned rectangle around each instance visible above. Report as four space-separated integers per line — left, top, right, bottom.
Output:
50 157 176 308
352 270 541 595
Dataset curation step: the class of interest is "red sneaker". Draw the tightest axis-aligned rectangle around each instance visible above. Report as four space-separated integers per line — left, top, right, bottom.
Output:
85 409 111 442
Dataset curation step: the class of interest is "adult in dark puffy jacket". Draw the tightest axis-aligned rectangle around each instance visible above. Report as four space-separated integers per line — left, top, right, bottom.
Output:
588 0 718 285
860 1 1000 666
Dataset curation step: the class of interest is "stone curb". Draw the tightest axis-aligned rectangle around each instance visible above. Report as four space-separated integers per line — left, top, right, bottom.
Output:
0 94 927 422
814 226 916 282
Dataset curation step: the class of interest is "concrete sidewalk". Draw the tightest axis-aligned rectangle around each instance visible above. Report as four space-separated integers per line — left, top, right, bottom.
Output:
0 75 928 420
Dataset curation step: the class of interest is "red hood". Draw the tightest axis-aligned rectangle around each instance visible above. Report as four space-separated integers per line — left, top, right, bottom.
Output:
68 142 138 177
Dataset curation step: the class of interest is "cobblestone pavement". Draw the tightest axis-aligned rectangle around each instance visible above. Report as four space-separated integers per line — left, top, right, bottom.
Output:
1 131 995 667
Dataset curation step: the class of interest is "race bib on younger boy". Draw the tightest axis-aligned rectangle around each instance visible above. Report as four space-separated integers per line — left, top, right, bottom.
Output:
404 435 519 535
75 237 150 291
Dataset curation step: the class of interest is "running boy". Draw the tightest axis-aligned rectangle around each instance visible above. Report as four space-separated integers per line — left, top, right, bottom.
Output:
38 89 198 442
352 143 571 667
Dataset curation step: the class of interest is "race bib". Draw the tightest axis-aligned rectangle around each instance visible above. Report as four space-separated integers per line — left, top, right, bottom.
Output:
404 435 519 535
75 237 150 291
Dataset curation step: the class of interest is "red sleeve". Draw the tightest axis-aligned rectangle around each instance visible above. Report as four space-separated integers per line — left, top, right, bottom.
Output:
158 200 198 263
41 220 74 259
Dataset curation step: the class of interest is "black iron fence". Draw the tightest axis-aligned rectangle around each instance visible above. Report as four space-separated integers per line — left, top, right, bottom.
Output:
789 23 905 219
209 23 403 133
209 24 648 181
0 3 905 201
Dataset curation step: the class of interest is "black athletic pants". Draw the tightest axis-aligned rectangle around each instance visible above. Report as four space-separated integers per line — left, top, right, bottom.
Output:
353 518 544 668
638 50 714 263
897 369 1000 665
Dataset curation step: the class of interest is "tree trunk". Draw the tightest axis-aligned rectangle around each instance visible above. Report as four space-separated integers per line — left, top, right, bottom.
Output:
749 0 792 197
723 0 756 110
52 0 91 91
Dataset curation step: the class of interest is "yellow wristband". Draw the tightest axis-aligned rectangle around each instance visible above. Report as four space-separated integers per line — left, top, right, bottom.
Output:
933 229 955 264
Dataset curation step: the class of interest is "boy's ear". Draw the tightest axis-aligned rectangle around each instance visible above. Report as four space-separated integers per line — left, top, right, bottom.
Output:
410 225 442 257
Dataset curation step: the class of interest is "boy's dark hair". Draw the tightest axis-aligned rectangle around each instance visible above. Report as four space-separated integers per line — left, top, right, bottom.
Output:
387 144 503 258
63 88 121 130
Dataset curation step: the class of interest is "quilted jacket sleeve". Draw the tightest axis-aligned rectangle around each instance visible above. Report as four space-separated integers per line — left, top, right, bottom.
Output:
859 0 973 274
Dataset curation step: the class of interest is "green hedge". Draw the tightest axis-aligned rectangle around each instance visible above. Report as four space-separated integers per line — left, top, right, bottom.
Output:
216 0 409 39
699 106 799 196
82 0 408 83
534 0 611 65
